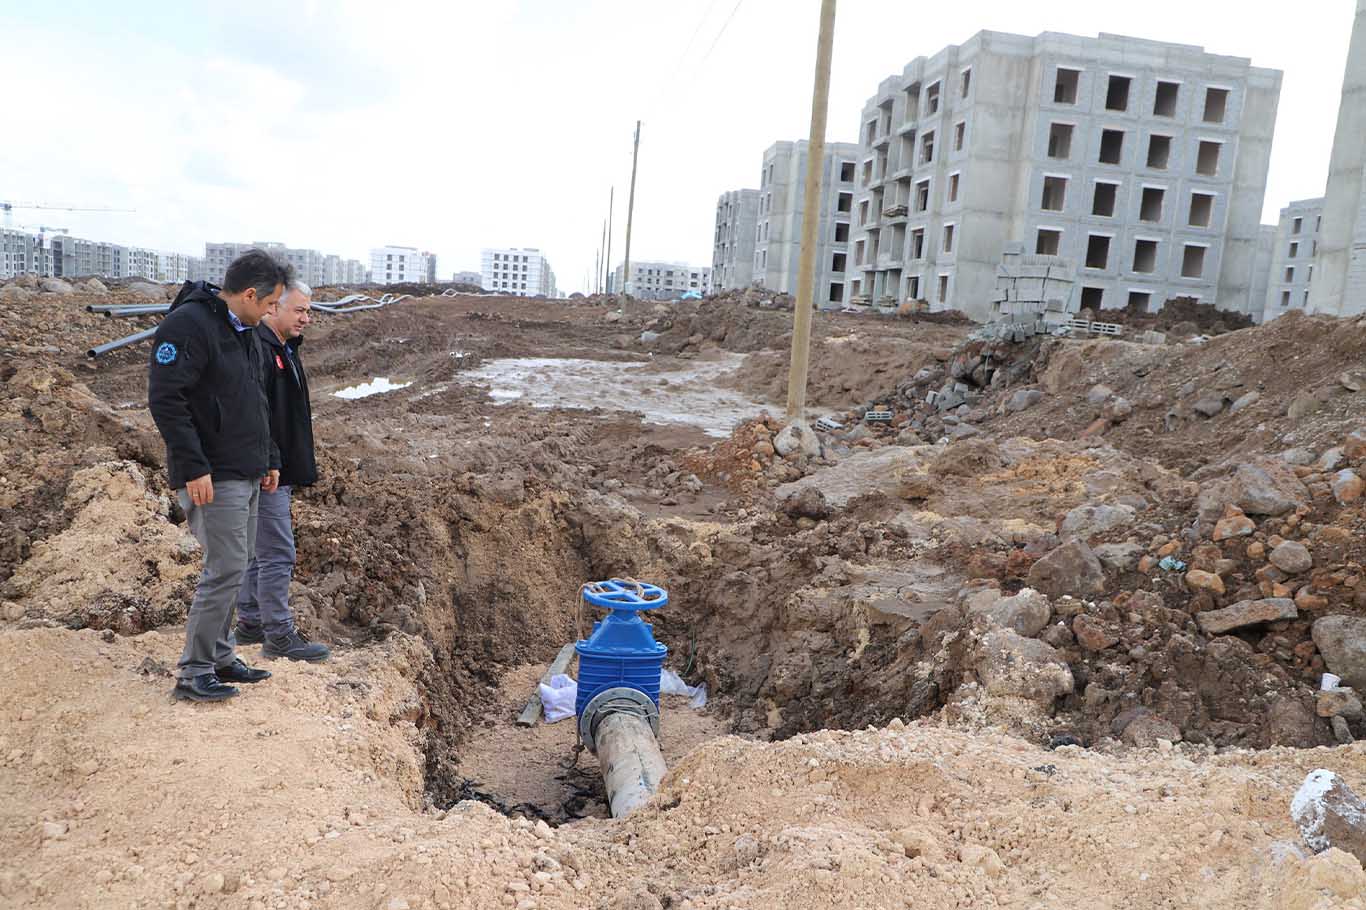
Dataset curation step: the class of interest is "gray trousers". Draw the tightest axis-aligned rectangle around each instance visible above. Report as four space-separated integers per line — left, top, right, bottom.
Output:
235 485 296 635
176 479 258 679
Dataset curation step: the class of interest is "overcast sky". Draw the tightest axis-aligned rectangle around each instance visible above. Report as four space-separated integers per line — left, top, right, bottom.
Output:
1 1 1353 292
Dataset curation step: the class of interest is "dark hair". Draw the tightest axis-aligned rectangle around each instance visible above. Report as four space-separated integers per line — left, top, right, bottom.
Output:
223 249 294 298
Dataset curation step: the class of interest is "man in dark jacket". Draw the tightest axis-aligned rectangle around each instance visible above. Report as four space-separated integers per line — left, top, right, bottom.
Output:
234 280 330 662
148 250 291 702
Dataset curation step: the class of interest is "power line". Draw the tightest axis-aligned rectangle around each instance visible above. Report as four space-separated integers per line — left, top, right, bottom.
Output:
698 0 745 66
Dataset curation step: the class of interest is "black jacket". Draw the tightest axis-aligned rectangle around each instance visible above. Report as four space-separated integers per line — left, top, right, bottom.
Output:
148 282 279 489
255 322 318 487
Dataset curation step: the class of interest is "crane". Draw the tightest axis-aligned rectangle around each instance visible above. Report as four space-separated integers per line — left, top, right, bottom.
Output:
1 201 134 229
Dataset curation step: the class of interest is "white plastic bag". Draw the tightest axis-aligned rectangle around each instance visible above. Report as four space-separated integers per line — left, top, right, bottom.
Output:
538 674 577 723
660 668 708 709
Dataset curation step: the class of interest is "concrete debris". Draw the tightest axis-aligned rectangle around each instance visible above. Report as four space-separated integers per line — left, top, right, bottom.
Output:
1291 770 1366 864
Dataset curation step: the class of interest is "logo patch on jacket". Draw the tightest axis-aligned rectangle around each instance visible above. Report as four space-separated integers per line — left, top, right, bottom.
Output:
155 342 178 364
276 353 285 370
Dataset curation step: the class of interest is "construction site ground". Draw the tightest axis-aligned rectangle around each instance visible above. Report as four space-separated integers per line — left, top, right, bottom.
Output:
2 284 1365 909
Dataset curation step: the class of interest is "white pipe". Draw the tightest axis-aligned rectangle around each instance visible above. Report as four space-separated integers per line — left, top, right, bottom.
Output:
595 712 667 818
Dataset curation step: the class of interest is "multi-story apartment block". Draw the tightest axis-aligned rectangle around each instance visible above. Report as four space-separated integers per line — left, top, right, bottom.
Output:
125 247 160 281
847 30 1281 320
755 140 859 307
52 236 127 279
0 228 52 279
608 260 711 299
207 241 365 286
452 270 483 287
1262 198 1324 321
157 252 200 283
370 246 436 285
481 248 558 297
712 189 759 291
1308 0 1366 317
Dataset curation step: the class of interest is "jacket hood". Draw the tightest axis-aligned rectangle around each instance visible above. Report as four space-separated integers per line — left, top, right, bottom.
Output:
169 280 223 313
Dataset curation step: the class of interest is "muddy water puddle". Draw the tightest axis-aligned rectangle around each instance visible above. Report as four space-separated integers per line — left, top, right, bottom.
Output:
458 354 768 437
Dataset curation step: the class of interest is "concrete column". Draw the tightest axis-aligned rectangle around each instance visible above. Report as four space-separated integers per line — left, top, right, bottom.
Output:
1309 0 1366 317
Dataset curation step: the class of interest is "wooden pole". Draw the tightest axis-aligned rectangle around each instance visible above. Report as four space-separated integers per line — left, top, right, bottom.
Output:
605 187 614 292
622 122 641 297
784 0 837 422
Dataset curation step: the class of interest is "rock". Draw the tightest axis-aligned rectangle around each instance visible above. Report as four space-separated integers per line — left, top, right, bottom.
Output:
638 330 660 344
1270 541 1313 574
1072 614 1119 651
1319 448 1346 472
1288 394 1323 420
1228 461 1306 516
781 486 829 520
1197 598 1297 635
126 281 165 299
1026 541 1106 599
1280 448 1317 466
1 601 24 622
0 285 32 303
1228 391 1260 414
974 629 1074 701
39 277 74 295
1291 770 1366 864
201 873 225 895
948 423 980 440
1058 504 1135 541
1343 430 1366 460
753 440 775 459
965 588 1052 638
1185 569 1225 596
1213 514 1256 541
85 278 108 293
1102 396 1133 422
1192 395 1226 418
1006 389 1044 413
14 274 38 288
1342 372 1365 393
774 423 821 459
1332 715 1355 744
41 821 68 840
1121 714 1182 748
958 844 1005 878
1093 542 1144 573
1313 616 1366 690
1316 688 1364 720
1333 469 1364 505
1086 384 1114 406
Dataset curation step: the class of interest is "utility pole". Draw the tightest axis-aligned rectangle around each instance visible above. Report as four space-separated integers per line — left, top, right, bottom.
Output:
598 218 607 294
604 187 614 292
594 249 601 295
785 0 836 423
622 122 641 298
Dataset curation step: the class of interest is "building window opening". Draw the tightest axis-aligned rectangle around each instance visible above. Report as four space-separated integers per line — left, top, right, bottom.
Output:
1086 234 1111 269
1041 176 1067 211
832 252 847 272
1147 134 1172 169
1140 186 1165 223
1093 182 1118 217
1054 68 1080 104
1106 75 1131 111
926 81 941 115
1189 192 1214 227
1133 239 1158 273
1203 87 1229 123
938 274 949 302
1099 129 1124 165
1035 228 1062 255
949 173 960 202
943 224 955 253
1081 286 1105 310
840 161 855 182
834 221 850 242
1048 122 1074 159
838 192 853 213
1181 244 1206 278
1154 80 1180 116
1196 140 1220 176
1129 290 1153 311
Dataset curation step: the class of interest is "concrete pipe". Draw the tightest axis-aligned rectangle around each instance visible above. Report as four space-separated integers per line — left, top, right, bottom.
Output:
595 711 668 818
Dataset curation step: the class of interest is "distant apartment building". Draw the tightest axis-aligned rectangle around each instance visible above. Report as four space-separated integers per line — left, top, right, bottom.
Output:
1308 0 1366 317
1263 198 1324 321
481 248 557 297
755 140 860 307
847 30 1282 320
207 241 366 286
712 189 759 291
608 260 711 299
0 228 52 279
452 270 483 287
370 246 436 285
125 247 160 281
157 252 202 283
52 236 127 279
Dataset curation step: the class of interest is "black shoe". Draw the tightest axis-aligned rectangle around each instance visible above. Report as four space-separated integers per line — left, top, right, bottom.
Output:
235 622 265 645
215 658 271 684
173 674 239 702
262 629 331 663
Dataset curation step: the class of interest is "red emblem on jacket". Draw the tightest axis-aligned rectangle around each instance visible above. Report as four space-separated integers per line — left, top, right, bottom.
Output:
275 354 285 370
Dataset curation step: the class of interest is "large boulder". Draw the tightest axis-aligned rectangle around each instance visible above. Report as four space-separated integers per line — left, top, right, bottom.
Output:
1058 504 1135 541
39 277 74 295
773 422 821 458
0 284 33 302
85 277 109 293
1026 540 1106 599
126 281 165 300
965 588 1052 638
1313 616 1366 690
974 628 1074 701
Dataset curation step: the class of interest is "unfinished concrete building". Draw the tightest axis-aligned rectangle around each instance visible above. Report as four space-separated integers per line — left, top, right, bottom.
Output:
481 248 557 297
847 31 1282 320
609 261 711 299
712 189 759 291
1263 198 1324 321
755 140 860 308
1308 0 1366 318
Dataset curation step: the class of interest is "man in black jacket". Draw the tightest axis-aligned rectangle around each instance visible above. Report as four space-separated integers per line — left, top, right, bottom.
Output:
148 250 291 702
234 280 330 662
